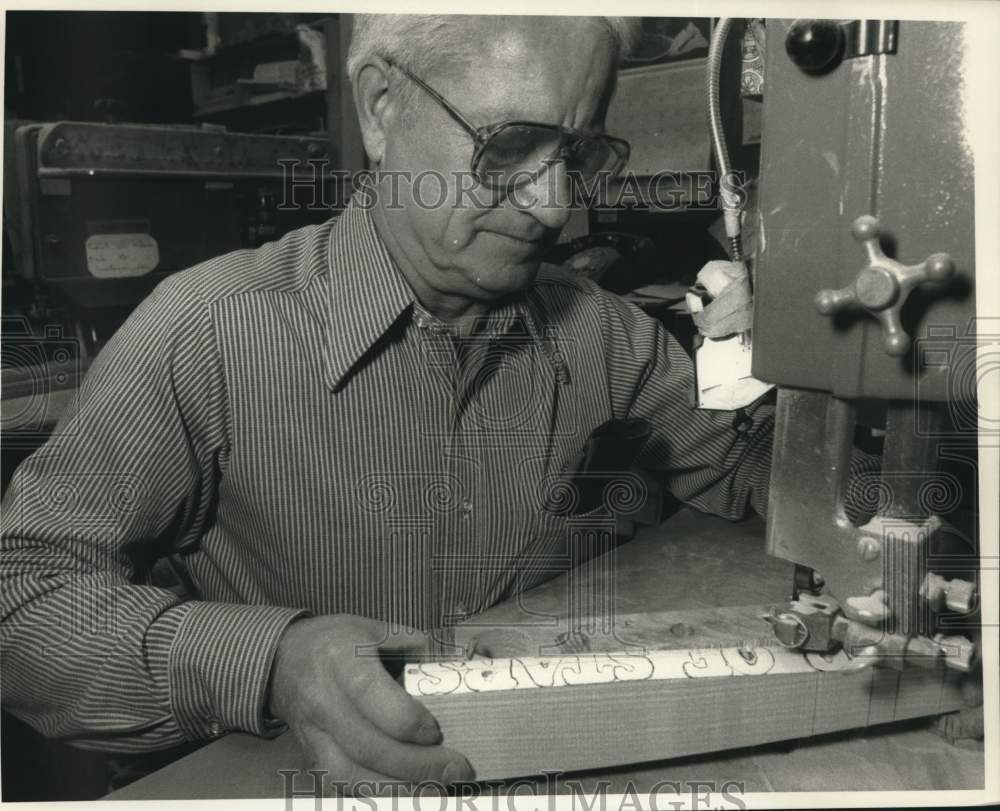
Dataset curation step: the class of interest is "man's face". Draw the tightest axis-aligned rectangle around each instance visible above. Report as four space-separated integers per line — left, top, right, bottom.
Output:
376 17 618 308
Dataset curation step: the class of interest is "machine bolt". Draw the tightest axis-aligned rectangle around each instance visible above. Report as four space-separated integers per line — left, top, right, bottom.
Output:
857 535 881 561
921 572 946 610
843 590 889 625
921 572 976 613
904 635 945 669
945 579 976 613
935 634 976 673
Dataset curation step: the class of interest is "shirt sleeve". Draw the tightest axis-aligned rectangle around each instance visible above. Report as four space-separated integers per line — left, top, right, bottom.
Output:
594 288 773 519
596 289 882 522
0 274 306 753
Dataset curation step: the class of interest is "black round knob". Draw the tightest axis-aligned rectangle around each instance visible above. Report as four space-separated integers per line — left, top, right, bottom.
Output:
785 19 845 74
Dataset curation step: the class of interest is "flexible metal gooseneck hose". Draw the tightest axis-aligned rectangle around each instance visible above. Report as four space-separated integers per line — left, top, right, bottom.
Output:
706 17 744 262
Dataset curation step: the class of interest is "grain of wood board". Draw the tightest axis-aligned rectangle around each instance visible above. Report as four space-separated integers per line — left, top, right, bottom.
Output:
454 604 781 658
412 608 966 780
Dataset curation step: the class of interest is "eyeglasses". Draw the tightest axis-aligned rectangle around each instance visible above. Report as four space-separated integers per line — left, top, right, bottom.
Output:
387 60 631 192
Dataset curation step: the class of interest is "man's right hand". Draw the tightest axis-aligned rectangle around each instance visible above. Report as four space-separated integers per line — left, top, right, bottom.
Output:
268 615 474 794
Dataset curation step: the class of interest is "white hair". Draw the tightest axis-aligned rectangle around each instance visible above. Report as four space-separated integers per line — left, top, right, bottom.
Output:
346 14 641 88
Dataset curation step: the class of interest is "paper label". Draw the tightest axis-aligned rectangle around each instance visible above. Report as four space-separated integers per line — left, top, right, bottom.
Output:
85 233 160 278
695 334 774 410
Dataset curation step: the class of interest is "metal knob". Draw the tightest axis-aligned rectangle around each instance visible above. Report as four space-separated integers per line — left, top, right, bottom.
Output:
785 19 845 74
815 215 956 357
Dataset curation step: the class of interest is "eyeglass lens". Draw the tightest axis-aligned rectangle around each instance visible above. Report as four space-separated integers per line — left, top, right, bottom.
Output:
476 124 625 188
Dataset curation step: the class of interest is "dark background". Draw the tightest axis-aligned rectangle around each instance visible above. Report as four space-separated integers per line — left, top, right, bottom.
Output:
6 12 196 123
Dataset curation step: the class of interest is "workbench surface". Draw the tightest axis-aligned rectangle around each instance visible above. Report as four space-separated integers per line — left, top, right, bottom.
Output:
108 509 984 799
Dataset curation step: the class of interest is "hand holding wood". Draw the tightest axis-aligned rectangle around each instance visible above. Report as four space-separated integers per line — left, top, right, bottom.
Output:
267 614 474 794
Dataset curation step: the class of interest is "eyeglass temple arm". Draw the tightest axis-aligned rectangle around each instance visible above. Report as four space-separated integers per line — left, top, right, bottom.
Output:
385 60 483 142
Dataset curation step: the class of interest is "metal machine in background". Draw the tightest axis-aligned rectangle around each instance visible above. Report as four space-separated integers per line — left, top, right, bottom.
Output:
2 121 339 441
750 20 981 671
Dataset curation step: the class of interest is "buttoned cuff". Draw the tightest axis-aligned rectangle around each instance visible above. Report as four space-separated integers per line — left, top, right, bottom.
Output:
165 602 308 742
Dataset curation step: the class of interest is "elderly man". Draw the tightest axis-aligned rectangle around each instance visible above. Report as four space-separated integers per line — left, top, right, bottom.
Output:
3 15 788 790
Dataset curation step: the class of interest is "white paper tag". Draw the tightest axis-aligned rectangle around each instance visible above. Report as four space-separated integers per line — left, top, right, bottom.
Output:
85 233 160 278
695 333 774 410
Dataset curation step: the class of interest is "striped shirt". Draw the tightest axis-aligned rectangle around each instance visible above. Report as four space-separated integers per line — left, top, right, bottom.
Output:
1 199 777 753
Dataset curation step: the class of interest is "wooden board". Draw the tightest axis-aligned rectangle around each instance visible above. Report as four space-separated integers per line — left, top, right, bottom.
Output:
104 516 983 800
407 639 965 780
454 604 784 659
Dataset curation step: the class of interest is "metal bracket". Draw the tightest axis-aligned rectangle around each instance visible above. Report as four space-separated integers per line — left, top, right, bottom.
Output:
843 20 898 58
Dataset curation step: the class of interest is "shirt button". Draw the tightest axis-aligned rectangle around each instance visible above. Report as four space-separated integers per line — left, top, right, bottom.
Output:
460 499 473 518
207 719 223 738
732 410 753 433
454 602 468 617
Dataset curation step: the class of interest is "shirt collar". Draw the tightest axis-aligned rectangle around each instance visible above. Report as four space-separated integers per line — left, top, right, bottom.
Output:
322 199 415 391
322 199 566 391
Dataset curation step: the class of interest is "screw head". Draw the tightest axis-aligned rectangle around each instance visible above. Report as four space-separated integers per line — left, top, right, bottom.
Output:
857 535 881 561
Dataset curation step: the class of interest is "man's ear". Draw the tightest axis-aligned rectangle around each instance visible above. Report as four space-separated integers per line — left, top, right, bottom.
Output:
353 60 394 166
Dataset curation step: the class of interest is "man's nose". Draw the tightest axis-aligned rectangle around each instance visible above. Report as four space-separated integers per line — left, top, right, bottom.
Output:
513 159 574 232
